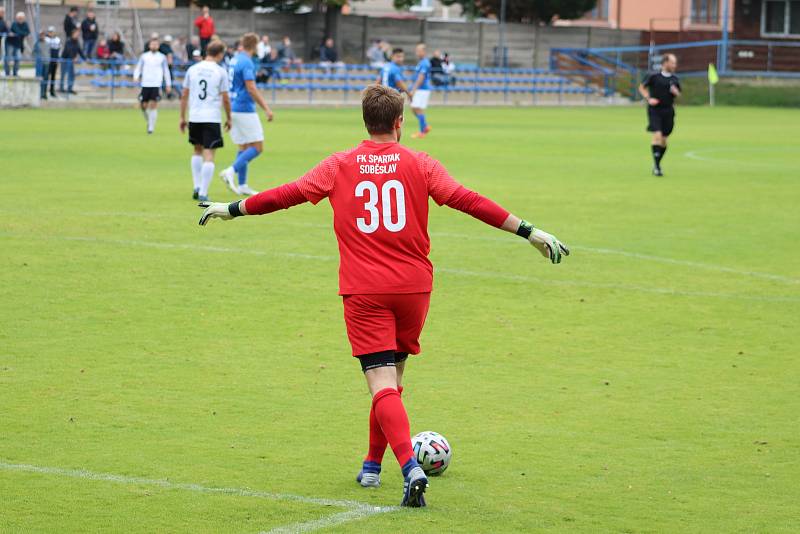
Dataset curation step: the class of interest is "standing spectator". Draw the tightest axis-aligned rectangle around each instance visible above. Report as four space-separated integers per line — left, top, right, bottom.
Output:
367 39 385 69
60 28 85 94
319 37 344 74
35 31 49 99
4 12 30 77
159 35 178 99
193 6 215 56
257 34 271 61
44 26 61 97
63 7 79 39
186 35 200 61
81 10 99 58
278 36 302 70
0 8 8 52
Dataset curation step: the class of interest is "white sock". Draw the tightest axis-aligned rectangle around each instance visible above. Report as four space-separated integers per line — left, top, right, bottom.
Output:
191 155 203 190
147 109 157 132
199 161 215 197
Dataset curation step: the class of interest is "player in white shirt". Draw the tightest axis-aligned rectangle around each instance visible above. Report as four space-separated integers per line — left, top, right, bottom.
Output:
180 40 231 202
134 38 172 134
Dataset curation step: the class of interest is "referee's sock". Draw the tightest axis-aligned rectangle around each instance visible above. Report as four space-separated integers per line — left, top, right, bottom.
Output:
651 144 663 169
233 147 260 186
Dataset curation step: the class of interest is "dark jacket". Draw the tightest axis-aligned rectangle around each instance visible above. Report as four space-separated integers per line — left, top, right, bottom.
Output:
63 14 78 37
81 17 98 41
319 45 338 63
108 38 124 56
0 17 8 36
61 37 86 60
7 21 30 49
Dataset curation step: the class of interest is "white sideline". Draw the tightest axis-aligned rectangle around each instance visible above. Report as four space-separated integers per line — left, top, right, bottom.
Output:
684 147 797 168
0 461 396 533
2 232 797 303
11 209 798 286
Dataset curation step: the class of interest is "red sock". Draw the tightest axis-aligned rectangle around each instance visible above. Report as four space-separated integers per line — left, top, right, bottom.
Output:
365 386 403 464
372 387 414 467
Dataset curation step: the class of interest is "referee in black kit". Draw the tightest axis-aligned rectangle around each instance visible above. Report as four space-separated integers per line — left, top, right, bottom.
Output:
639 53 681 177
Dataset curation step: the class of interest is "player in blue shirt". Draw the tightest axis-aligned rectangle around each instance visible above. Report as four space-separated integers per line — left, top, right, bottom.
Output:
409 43 432 139
220 33 274 196
377 48 410 95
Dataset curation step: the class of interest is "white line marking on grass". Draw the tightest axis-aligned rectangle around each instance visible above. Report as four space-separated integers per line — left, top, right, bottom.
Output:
3 232 797 303
7 210 799 285
0 461 397 533
684 147 798 168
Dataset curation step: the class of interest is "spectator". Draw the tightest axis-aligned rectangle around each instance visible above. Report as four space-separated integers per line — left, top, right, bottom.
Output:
60 28 85 94
257 34 271 61
319 37 344 74
193 6 215 55
430 49 454 87
190 47 201 65
108 31 125 66
172 36 186 64
96 38 110 65
186 35 199 62
278 36 302 70
44 26 61 97
63 7 79 39
81 10 99 58
159 35 179 99
35 31 49 99
257 47 282 84
443 52 456 74
0 8 8 46
4 12 30 77
380 40 392 62
367 39 385 69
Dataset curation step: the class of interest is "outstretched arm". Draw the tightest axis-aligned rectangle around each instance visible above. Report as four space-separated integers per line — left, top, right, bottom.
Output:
198 182 307 225
198 156 338 225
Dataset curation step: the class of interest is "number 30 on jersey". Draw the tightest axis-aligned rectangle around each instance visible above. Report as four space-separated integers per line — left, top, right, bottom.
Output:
355 180 406 234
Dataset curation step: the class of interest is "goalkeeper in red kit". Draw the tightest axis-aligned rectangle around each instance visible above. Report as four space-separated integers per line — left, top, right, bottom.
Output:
198 85 569 507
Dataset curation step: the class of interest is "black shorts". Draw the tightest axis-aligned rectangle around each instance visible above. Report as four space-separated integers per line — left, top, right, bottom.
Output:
188 122 224 150
139 87 161 103
647 107 675 136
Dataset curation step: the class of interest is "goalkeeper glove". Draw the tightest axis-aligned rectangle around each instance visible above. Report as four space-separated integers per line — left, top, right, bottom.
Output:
198 201 245 226
517 220 570 264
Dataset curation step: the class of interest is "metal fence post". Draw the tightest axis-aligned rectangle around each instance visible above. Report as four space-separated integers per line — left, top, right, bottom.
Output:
767 43 773 72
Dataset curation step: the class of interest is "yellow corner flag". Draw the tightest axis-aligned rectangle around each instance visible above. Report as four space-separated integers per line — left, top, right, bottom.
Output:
708 63 720 85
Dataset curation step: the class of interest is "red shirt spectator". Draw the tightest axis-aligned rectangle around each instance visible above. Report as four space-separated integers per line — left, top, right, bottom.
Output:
96 40 110 60
194 7 215 39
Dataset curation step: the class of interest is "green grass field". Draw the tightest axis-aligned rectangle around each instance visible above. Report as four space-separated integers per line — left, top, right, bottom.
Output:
2 105 799 533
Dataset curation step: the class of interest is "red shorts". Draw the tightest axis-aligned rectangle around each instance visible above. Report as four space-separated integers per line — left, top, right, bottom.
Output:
342 293 431 357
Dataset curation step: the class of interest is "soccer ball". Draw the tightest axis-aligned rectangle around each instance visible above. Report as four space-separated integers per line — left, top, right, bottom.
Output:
411 431 452 475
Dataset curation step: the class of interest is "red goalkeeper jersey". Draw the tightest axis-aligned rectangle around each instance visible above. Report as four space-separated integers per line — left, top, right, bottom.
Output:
244 140 510 295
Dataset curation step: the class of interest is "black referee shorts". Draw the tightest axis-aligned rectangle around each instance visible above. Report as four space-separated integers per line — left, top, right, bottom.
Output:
188 122 224 150
138 87 161 103
647 107 675 136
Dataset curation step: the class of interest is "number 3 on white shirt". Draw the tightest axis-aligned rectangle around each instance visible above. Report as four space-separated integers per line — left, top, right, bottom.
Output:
355 180 406 233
